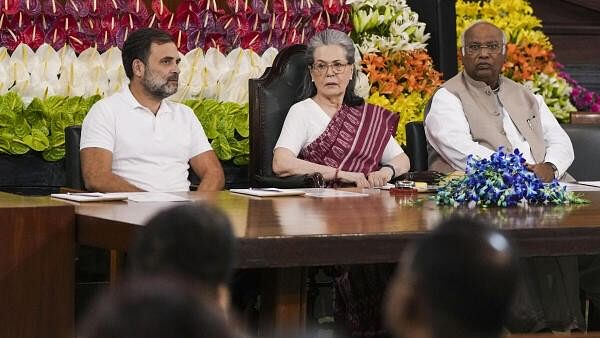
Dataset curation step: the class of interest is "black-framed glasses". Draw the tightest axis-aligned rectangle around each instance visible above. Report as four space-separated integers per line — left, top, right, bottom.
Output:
465 42 503 55
310 62 350 75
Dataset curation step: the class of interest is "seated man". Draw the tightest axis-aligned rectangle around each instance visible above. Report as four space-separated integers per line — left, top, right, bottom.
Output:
386 217 518 338
128 203 236 314
425 21 573 182
425 21 585 332
80 28 224 192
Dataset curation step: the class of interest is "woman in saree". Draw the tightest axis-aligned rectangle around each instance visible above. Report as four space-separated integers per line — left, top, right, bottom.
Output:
272 29 410 188
272 29 410 337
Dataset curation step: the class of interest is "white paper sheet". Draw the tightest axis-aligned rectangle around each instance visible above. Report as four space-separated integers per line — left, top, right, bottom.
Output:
303 189 369 198
124 192 191 202
560 182 600 192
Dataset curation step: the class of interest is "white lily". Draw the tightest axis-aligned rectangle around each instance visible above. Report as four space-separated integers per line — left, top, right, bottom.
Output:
354 71 371 99
56 57 87 97
200 48 228 99
171 47 205 102
106 65 129 95
101 47 122 74
11 43 38 74
218 72 249 104
0 47 11 94
8 60 31 99
260 47 278 69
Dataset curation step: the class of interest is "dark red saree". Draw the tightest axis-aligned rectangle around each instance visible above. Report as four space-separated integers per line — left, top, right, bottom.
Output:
299 103 399 184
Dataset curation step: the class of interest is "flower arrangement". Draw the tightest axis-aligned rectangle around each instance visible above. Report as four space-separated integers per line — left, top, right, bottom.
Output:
502 43 558 82
559 71 600 113
0 0 351 55
434 148 588 207
456 0 600 121
361 49 442 143
523 73 576 122
350 0 429 54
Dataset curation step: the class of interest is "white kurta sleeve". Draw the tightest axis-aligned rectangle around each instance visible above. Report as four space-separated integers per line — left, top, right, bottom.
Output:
536 95 574 177
424 88 495 170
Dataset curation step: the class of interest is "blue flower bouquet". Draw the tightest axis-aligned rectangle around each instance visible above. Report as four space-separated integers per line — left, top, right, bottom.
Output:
434 148 588 207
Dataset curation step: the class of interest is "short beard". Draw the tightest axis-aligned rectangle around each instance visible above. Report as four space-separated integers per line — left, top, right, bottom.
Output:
142 69 178 99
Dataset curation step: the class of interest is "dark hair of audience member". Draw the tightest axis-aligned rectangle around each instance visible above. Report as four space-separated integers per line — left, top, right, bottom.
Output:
121 27 174 79
128 203 236 298
387 216 518 338
79 277 237 338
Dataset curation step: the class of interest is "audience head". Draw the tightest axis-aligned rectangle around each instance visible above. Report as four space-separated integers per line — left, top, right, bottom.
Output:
460 21 507 88
129 203 236 310
386 216 517 338
79 277 237 338
122 28 180 99
299 28 364 107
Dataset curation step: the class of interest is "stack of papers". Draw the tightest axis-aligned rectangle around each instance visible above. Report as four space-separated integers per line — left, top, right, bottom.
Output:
50 192 128 202
229 188 306 197
51 192 191 202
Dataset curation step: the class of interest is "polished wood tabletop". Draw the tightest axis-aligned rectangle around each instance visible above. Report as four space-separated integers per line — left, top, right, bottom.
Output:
74 189 600 268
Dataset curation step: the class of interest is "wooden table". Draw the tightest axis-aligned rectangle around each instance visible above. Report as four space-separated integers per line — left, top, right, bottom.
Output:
0 192 75 338
74 189 600 333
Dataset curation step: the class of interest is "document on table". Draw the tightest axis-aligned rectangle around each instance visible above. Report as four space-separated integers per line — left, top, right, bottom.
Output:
561 182 600 192
51 192 128 202
229 188 306 197
124 192 191 202
303 188 369 198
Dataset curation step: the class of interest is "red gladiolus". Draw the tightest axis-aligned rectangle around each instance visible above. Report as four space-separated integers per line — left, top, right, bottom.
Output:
175 0 200 30
151 0 171 21
1 0 19 15
173 29 188 53
240 31 263 53
42 0 64 17
22 22 44 49
126 0 149 19
203 32 229 53
1 28 21 50
101 13 120 34
95 27 114 51
322 0 343 15
65 0 90 18
226 0 252 15
81 16 101 35
20 0 42 17
68 31 92 53
44 25 66 49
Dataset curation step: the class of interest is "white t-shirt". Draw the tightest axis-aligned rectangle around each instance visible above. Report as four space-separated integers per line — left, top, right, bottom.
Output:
80 87 212 192
274 98 404 164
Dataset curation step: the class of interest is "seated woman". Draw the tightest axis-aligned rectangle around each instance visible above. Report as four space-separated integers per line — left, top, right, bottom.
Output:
272 29 410 188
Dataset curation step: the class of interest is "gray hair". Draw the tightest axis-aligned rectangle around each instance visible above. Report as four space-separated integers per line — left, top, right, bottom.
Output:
460 21 507 56
298 29 364 107
305 29 356 65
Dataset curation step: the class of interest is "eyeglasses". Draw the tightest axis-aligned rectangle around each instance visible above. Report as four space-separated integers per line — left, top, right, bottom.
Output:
464 42 504 55
310 62 350 75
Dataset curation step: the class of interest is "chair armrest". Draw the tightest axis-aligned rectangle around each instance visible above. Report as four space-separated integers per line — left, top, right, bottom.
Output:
253 173 324 188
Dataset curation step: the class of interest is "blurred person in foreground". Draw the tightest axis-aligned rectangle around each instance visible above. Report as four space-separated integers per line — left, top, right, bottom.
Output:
386 217 518 338
79 277 238 338
128 203 236 314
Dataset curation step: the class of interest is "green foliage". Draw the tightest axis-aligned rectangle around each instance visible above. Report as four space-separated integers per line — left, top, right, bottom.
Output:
1 93 249 165
185 99 249 165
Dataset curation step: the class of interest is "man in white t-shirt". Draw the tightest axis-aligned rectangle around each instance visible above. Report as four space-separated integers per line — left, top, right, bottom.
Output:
80 28 224 192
